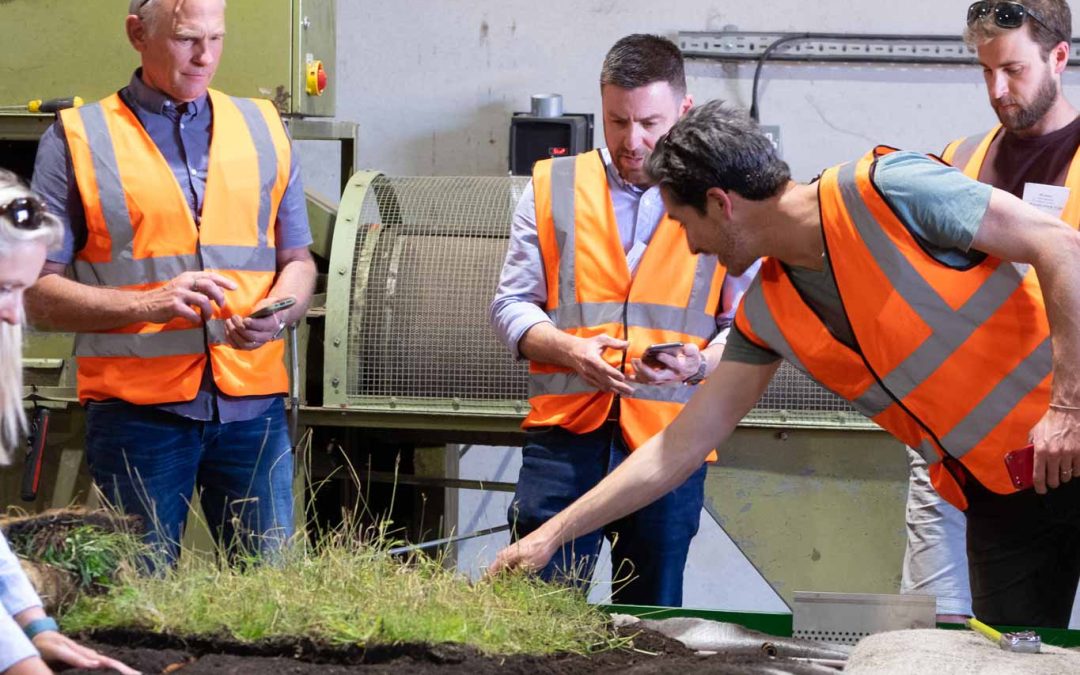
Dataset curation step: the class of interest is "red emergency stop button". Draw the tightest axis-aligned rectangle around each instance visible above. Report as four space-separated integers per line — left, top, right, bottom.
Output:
306 60 327 96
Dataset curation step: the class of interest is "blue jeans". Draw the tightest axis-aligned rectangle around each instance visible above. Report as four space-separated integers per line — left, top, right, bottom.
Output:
84 398 294 567
509 423 706 607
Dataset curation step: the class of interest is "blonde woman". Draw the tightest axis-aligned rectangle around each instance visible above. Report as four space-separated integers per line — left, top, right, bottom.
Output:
0 170 134 675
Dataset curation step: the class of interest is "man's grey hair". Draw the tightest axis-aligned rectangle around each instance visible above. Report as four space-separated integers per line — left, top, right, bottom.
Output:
129 0 226 34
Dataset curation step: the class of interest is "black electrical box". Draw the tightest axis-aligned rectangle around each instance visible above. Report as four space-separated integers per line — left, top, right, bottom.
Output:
508 113 594 176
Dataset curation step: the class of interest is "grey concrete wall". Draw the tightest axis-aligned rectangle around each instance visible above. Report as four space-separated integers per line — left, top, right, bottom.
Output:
298 0 1080 196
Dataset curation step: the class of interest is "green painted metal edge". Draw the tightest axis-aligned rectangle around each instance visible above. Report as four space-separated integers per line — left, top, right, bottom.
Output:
323 170 381 406
298 406 525 433
603 605 793 637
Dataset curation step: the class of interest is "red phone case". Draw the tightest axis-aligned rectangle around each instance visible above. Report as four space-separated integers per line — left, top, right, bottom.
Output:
1003 444 1035 490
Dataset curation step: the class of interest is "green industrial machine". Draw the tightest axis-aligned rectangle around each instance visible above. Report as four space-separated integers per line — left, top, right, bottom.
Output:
0 0 336 118
0 0 911 612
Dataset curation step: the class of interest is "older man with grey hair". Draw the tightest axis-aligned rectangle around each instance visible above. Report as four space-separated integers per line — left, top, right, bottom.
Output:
27 0 315 566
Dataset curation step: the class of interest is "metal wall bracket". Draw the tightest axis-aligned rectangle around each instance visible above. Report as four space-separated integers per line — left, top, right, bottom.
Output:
678 30 1080 66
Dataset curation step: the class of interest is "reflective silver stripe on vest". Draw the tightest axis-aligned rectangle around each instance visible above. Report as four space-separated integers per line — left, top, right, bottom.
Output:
75 328 205 358
74 98 279 290
939 336 1052 456
231 97 279 250
550 155 577 310
528 371 694 404
74 318 249 357
687 253 720 313
201 245 277 272
836 159 1049 458
633 383 695 404
73 254 199 288
912 439 942 465
78 103 136 280
741 275 893 418
547 302 716 340
948 132 988 173
546 153 719 338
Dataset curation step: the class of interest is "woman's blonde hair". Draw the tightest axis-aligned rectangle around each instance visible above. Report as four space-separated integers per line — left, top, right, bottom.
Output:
0 168 63 463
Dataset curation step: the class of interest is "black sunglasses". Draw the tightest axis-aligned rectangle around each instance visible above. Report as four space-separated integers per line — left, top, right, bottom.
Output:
967 1 1068 43
0 197 48 230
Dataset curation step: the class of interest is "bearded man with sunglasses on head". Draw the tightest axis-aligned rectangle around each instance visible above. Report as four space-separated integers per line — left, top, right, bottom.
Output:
901 0 1080 628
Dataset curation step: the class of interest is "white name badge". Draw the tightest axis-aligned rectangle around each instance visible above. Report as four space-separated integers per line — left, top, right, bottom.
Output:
1021 182 1071 218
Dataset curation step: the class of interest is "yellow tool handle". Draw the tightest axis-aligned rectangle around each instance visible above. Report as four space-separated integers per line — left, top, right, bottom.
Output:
966 617 1003 643
27 96 84 113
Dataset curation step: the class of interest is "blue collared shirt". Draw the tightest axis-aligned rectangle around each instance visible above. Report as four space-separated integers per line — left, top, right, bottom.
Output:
490 148 759 358
32 71 313 422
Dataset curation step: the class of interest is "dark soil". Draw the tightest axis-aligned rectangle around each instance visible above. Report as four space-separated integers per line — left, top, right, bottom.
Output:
64 626 835 674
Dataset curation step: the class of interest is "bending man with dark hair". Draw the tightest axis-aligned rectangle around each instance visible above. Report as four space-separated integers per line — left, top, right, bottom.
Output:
492 100 1080 628
490 35 757 606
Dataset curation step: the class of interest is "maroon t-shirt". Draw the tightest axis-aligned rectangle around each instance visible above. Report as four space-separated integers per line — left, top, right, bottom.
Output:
977 115 1080 196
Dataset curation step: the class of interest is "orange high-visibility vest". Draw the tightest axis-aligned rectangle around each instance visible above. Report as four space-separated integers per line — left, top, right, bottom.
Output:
61 89 291 405
735 146 1052 510
526 150 727 452
942 125 1080 227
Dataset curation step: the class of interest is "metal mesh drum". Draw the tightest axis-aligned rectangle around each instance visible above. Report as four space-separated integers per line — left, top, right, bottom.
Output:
322 172 873 429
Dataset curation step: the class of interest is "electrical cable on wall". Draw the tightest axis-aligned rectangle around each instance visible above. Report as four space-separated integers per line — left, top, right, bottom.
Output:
683 30 1080 123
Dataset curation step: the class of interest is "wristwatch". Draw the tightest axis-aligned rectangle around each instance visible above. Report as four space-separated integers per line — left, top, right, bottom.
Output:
683 359 707 385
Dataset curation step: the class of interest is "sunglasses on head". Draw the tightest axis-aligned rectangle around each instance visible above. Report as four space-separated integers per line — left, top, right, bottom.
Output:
967 2 1067 43
0 197 48 230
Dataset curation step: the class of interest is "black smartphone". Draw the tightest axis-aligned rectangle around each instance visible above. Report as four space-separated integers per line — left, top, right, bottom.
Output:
641 341 685 369
248 297 296 319
1004 443 1034 490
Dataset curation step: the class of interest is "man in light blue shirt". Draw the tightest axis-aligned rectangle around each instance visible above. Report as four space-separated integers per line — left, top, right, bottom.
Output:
490 34 757 607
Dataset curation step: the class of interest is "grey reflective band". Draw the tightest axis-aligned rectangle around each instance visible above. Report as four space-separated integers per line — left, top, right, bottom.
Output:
949 132 989 173
74 319 243 358
835 159 1043 457
633 383 695 404
528 371 694 404
206 319 228 345
740 278 808 374
836 162 1028 402
545 153 719 340
75 327 205 358
913 439 942 466
75 97 279 288
939 337 1052 458
78 103 135 264
547 302 623 328
686 252 720 314
849 381 894 419
73 254 199 288
528 371 595 398
741 276 892 418
201 245 277 272
550 156 577 310
231 97 279 250
547 302 716 340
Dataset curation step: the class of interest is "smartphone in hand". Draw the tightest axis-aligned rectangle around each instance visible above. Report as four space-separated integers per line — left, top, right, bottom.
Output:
641 341 685 369
248 297 296 319
1004 443 1034 490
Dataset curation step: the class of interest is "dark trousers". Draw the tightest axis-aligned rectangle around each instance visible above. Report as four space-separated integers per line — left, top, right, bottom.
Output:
508 423 707 607
964 467 1080 628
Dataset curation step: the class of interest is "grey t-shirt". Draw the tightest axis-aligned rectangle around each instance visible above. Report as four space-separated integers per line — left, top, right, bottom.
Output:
724 151 994 364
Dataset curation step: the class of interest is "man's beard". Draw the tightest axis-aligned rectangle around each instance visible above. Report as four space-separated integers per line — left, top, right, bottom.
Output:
995 71 1058 132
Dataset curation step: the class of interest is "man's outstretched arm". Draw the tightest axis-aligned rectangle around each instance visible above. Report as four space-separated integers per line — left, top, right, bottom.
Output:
489 358 779 573
973 188 1080 493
